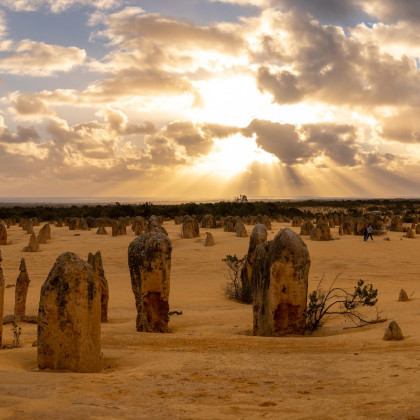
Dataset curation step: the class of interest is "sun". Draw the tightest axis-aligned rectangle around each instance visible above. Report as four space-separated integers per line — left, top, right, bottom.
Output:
193 133 278 178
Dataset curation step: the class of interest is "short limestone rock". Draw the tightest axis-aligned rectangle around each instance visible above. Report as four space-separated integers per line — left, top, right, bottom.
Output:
96 226 108 235
383 321 404 341
235 222 248 238
398 289 410 302
23 233 39 252
181 216 200 238
128 232 172 332
300 220 314 236
252 228 310 336
205 232 215 246
405 228 414 239
38 252 101 372
310 221 332 241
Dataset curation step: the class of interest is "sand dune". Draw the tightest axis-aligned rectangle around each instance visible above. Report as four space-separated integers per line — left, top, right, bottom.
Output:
0 222 419 419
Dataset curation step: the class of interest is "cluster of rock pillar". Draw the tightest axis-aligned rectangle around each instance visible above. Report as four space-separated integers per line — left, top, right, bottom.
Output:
244 227 311 336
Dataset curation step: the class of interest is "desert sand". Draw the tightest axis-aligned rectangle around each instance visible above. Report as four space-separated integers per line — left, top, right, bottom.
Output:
0 222 419 419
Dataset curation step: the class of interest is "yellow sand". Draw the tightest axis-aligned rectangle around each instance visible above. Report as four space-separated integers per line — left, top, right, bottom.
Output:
0 222 419 419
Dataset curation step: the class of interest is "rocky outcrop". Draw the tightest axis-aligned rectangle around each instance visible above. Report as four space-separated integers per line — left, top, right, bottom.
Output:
300 220 314 236
38 224 51 244
68 218 79 230
38 252 101 372
310 221 332 241
390 216 403 232
416 225 420 235
241 224 268 291
79 218 89 231
128 232 172 332
112 220 126 236
132 216 146 235
223 216 236 232
96 226 108 235
255 215 271 230
0 221 7 245
405 227 414 239
341 217 354 235
398 289 409 302
383 321 404 341
201 214 216 229
14 258 30 317
235 222 248 238
23 233 39 252
252 228 310 336
204 232 215 246
291 216 303 227
88 251 109 323
181 216 200 238
146 216 168 235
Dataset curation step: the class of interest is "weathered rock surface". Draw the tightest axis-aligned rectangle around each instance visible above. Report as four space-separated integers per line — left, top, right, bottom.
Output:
0 222 7 245
390 216 404 232
201 214 216 229
146 216 168 235
96 226 108 235
241 224 267 291
398 289 409 302
405 227 414 239
341 217 354 235
23 233 39 252
132 216 146 235
235 222 248 238
204 232 215 246
181 216 200 238
88 251 109 323
15 258 30 317
252 228 310 336
383 321 404 341
128 232 171 332
0 251 4 347
38 252 101 372
38 224 51 244
300 220 314 236
310 221 332 241
416 225 420 235
291 216 303 227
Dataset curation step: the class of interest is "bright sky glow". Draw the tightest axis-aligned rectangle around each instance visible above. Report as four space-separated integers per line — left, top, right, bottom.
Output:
1 0 420 199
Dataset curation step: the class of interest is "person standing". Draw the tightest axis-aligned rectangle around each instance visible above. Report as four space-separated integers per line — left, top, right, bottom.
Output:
366 224 373 241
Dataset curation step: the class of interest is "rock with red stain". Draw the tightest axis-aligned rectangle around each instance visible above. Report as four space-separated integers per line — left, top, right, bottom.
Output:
252 228 310 336
128 232 172 332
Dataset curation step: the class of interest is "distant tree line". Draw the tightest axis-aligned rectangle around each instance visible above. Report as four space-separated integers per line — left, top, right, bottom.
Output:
0 199 420 222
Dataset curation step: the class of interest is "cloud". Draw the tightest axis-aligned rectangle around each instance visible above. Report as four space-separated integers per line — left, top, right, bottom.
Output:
0 40 86 76
379 108 420 143
302 123 360 166
360 0 420 23
256 66 303 104
243 119 310 165
254 8 420 108
1 0 127 13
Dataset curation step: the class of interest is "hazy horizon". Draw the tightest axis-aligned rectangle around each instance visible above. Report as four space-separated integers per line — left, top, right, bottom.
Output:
1 1 420 197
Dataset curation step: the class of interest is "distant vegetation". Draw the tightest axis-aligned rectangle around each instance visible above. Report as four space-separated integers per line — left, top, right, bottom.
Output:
1 198 420 222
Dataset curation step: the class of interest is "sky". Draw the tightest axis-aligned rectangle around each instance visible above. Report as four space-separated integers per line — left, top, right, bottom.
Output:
1 0 420 200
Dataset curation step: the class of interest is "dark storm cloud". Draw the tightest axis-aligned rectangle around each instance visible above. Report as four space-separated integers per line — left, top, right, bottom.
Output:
243 119 310 165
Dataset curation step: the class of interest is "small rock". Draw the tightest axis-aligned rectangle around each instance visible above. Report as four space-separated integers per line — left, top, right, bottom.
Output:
383 237 390 241
383 321 404 341
398 289 409 302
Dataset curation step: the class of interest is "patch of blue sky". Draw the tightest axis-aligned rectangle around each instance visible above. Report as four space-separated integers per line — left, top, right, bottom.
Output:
133 0 259 24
